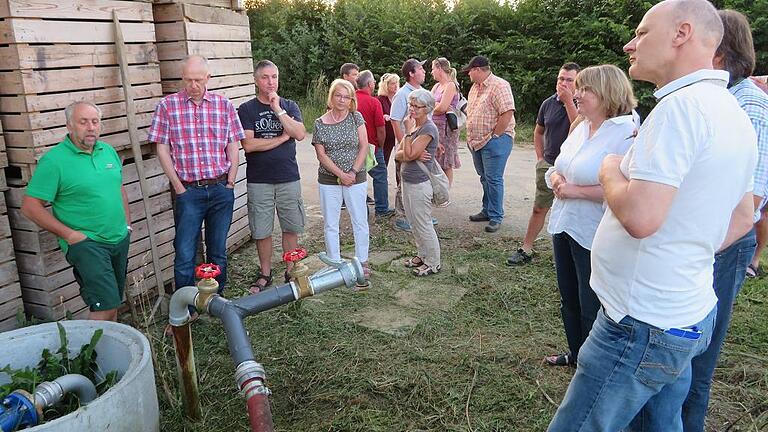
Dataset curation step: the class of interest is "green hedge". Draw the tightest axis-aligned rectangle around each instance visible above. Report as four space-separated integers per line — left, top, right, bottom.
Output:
245 0 766 123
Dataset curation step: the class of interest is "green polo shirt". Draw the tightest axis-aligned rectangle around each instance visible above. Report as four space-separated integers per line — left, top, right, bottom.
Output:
26 135 127 253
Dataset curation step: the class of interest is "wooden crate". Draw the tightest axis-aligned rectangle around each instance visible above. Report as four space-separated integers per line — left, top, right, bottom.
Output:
0 123 23 332
152 2 254 108
0 0 163 185
153 1 245 12
7 154 176 321
227 151 250 252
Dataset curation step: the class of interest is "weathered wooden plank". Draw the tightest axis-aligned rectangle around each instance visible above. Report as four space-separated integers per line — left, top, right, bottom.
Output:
0 97 160 131
0 0 153 21
3 113 153 149
0 314 20 332
6 126 150 164
156 40 250 60
0 282 22 305
214 84 255 102
185 21 249 41
181 3 247 26
20 279 79 306
161 72 253 93
0 43 158 71
0 259 19 288
0 64 160 96
0 83 162 113
0 19 155 44
159 56 252 79
155 21 248 42
152 0 233 9
24 295 87 320
0 297 23 322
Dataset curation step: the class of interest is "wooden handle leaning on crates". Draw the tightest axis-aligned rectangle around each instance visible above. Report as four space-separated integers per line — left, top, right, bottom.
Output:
113 11 167 320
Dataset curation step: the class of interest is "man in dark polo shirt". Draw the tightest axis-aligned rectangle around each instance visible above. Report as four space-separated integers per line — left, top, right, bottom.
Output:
356 70 394 217
22 101 131 321
237 60 306 292
507 62 580 265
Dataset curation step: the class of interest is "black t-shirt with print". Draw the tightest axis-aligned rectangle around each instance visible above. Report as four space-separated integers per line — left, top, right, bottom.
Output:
237 97 303 184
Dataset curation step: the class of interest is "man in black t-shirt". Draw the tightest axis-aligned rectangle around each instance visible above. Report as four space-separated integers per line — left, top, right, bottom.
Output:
238 60 306 292
507 62 580 265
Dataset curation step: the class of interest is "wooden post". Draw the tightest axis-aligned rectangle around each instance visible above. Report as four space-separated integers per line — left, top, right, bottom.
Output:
113 11 167 315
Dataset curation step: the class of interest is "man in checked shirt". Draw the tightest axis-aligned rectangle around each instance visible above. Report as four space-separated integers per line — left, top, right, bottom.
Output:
149 55 246 299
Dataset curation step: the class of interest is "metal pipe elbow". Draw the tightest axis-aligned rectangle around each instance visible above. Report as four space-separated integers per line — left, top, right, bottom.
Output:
169 286 199 326
34 374 98 409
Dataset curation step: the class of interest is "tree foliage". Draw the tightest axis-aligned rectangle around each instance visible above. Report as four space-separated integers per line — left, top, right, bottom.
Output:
245 0 766 122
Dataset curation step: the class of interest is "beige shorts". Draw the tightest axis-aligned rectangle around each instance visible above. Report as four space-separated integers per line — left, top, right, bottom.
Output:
534 159 555 209
247 181 305 239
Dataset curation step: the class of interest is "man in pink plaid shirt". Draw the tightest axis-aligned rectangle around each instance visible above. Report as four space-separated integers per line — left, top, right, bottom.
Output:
149 55 245 298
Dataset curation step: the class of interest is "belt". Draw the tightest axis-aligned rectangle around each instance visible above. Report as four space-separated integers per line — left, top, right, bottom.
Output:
182 174 227 187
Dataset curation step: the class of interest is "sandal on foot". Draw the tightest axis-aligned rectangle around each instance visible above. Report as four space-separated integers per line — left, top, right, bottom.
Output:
544 352 575 367
746 264 759 278
248 272 273 294
404 256 424 268
413 263 440 277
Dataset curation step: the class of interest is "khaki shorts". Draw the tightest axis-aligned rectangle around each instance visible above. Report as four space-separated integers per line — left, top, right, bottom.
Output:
534 159 555 209
247 181 305 239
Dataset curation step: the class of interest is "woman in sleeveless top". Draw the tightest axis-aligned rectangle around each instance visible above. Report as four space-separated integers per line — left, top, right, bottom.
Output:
430 57 461 185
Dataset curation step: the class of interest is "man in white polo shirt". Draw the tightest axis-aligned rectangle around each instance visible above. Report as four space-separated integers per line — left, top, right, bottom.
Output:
547 1 757 431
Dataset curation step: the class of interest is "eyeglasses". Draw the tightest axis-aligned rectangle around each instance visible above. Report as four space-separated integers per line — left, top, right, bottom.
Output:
333 93 352 101
408 103 427 109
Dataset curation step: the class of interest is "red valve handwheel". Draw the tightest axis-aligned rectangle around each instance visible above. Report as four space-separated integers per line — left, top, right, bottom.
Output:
282 248 307 263
195 263 221 279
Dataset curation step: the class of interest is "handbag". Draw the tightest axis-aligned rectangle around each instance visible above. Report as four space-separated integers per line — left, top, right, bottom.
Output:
416 160 450 207
447 83 468 131
365 144 377 171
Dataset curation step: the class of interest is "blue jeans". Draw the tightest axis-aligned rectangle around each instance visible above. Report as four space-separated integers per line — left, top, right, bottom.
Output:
470 134 513 223
548 306 717 432
552 232 600 361
681 229 756 430
174 182 235 293
368 147 390 214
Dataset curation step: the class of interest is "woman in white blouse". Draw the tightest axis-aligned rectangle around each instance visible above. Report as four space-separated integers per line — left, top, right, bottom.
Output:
544 64 638 367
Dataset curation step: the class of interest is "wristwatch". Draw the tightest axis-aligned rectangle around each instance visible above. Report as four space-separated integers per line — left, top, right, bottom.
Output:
275 109 287 117
492 133 500 139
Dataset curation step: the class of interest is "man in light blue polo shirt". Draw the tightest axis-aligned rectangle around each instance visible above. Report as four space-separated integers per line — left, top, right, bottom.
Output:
548 1 757 430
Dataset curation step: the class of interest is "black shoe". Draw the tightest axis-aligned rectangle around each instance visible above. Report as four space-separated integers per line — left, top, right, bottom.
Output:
469 212 490 222
366 195 375 205
485 221 501 233
506 248 533 265
341 199 347 210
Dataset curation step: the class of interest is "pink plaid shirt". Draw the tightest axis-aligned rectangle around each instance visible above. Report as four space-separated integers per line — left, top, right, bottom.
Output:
466 73 516 150
148 89 245 182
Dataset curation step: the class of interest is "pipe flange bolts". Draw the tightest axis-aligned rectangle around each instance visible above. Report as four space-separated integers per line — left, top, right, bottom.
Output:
235 361 267 390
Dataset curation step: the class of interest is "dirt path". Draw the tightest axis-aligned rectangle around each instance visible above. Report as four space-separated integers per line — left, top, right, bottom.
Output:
285 136 540 335
296 135 538 238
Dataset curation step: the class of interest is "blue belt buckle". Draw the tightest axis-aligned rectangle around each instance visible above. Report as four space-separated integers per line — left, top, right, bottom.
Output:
664 325 702 340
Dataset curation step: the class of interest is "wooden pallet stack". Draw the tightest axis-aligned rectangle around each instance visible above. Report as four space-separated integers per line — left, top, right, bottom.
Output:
0 121 23 331
0 0 163 184
153 0 254 253
153 2 254 109
0 0 176 320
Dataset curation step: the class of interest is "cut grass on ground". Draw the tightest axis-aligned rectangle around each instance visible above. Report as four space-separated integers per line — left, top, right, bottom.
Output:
143 221 768 431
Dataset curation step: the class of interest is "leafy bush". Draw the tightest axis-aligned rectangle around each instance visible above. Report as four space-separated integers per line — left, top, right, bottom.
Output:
245 0 765 124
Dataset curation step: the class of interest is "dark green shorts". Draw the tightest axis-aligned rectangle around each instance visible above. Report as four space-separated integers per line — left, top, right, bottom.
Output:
65 234 130 312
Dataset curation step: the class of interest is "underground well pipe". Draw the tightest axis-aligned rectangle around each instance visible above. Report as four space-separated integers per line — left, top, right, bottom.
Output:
34 374 98 408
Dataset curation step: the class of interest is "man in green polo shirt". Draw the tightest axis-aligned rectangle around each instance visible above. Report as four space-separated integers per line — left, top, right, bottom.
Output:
21 101 131 321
